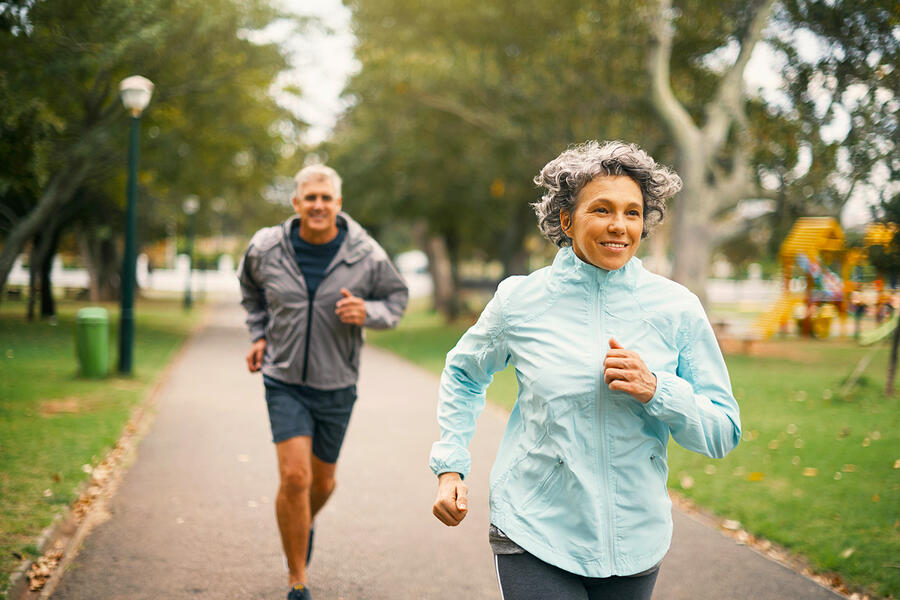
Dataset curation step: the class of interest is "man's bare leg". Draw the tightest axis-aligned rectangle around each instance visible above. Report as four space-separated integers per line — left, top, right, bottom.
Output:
275 436 313 587
310 455 337 518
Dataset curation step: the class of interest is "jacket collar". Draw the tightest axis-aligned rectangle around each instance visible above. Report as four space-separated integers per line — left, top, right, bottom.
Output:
281 212 371 265
550 246 642 289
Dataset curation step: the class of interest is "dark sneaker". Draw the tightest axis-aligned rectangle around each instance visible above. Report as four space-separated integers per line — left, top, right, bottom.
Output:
287 583 311 600
306 525 315 566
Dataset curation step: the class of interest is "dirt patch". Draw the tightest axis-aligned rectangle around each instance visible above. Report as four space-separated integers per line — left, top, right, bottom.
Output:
39 397 83 416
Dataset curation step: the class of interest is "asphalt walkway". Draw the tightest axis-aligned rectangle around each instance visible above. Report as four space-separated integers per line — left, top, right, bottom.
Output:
52 302 843 599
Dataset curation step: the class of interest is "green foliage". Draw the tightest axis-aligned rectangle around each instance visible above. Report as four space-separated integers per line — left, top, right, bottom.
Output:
0 297 199 595
370 306 899 597
328 0 897 283
0 0 305 292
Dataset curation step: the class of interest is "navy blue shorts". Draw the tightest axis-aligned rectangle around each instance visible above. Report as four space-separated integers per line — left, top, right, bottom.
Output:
262 375 357 463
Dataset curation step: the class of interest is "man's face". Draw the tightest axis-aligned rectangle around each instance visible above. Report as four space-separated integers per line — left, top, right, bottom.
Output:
292 176 342 243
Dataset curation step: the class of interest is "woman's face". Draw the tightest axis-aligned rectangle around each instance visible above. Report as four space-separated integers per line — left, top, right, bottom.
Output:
561 175 643 271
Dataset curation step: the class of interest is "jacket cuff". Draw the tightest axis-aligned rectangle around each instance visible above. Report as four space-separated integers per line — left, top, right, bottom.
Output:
643 370 692 419
429 442 471 480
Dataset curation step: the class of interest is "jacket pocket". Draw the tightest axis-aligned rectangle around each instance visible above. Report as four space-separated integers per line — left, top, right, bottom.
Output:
649 451 669 494
518 458 564 512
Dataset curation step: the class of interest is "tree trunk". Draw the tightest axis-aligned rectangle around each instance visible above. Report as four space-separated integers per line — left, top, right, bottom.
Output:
501 202 531 277
78 226 120 302
885 317 900 396
39 226 60 317
669 174 714 306
0 160 89 300
424 233 458 322
647 0 776 305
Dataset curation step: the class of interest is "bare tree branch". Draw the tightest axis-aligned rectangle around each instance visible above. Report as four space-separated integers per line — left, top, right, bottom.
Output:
647 0 701 149
703 0 777 150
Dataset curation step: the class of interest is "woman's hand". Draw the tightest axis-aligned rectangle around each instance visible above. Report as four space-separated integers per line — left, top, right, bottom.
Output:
603 338 657 403
432 472 468 526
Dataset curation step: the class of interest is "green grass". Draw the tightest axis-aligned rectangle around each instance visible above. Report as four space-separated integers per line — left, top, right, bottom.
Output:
0 297 200 597
369 306 900 598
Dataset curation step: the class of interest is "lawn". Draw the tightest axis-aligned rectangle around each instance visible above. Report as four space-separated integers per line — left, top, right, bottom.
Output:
369 306 900 598
0 297 200 597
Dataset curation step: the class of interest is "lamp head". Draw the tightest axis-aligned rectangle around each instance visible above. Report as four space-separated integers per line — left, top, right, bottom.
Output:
183 195 200 215
119 76 154 117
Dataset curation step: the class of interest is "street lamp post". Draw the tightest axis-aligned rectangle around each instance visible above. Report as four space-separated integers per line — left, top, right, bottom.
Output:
118 75 154 375
183 195 200 310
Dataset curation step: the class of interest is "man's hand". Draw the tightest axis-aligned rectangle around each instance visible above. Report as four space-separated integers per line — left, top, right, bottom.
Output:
603 338 657 403
432 472 468 526
246 338 266 373
335 288 366 326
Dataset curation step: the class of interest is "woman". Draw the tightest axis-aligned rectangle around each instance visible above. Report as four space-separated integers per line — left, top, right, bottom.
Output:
430 141 741 599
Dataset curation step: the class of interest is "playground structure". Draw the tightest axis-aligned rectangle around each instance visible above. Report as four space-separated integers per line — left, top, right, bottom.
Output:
752 217 896 340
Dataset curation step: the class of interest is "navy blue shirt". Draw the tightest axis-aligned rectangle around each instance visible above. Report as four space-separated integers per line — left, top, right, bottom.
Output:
290 220 346 298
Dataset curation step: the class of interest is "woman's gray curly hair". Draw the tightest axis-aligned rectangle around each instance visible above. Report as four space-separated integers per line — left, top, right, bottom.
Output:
532 140 682 247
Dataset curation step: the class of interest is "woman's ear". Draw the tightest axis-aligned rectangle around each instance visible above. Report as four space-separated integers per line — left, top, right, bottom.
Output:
560 211 571 235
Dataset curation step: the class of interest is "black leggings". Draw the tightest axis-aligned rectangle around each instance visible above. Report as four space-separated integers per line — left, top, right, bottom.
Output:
494 551 659 600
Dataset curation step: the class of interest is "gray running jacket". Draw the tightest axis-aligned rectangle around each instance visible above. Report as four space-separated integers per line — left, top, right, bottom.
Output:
238 212 409 389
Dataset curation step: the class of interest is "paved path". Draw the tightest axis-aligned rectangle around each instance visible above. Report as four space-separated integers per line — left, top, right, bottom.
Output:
53 303 842 599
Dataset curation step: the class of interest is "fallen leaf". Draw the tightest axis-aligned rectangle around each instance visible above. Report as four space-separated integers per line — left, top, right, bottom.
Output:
42 489 52 497
768 440 779 450
704 465 716 475
679 473 694 489
842 464 857 473
894 459 900 469
840 547 855 559
747 472 765 482
871 431 881 440
862 438 871 447
722 519 741 531
794 439 804 449
833 472 842 480
803 467 818 477
786 424 798 435
872 494 880 502
792 456 801 465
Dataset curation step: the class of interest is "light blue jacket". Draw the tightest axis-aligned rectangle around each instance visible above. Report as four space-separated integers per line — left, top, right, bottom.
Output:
430 247 741 577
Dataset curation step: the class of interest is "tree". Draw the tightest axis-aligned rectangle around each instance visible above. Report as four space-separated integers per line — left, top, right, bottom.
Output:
868 194 900 396
330 0 898 317
0 0 304 305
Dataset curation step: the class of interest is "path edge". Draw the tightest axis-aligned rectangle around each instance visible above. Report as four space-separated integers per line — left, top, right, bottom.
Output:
6 306 211 600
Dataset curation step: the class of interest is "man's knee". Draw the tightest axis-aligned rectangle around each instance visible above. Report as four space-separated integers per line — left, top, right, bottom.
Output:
280 467 313 495
311 476 336 498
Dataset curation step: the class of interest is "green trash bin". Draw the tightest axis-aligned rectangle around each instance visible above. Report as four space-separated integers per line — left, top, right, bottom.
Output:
76 307 109 378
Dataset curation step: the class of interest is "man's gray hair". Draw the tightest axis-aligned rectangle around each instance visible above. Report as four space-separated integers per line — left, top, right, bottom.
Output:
532 140 682 247
294 164 343 197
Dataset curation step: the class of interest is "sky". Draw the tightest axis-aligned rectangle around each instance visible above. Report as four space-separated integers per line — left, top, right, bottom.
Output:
275 1 880 228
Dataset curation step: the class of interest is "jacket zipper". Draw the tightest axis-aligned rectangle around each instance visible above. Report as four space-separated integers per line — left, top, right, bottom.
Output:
299 241 354 384
596 273 616 570
301 289 315 383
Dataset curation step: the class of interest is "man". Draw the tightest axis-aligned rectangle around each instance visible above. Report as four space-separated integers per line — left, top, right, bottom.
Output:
238 164 408 600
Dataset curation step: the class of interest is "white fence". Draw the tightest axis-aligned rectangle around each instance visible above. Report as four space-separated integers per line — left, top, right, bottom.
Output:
7 251 436 300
